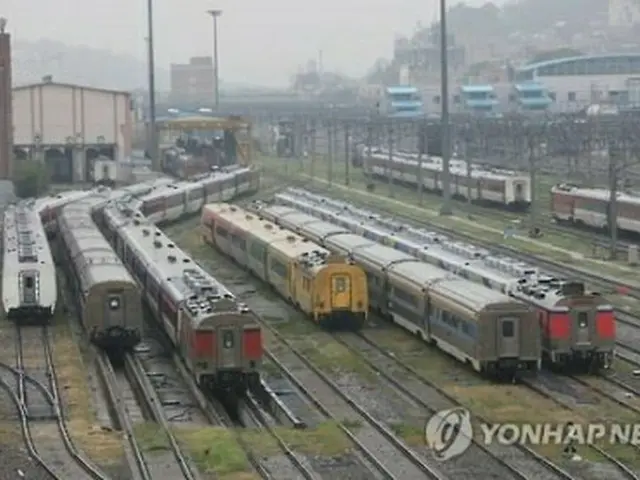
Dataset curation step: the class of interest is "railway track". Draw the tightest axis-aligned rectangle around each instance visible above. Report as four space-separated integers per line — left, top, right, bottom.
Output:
525 373 640 479
168 221 452 479
329 329 576 480
159 321 321 480
261 330 447 479
0 324 107 480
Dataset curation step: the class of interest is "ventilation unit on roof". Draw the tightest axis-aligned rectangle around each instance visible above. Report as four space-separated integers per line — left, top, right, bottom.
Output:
154 241 162 248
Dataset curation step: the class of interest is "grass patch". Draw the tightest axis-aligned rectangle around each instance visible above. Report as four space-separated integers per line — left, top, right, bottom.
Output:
51 315 124 465
365 327 640 466
390 422 425 446
174 426 252 477
133 423 170 454
281 331 375 381
243 421 351 457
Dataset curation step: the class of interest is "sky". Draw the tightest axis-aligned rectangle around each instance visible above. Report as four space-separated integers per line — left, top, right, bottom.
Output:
4 0 505 87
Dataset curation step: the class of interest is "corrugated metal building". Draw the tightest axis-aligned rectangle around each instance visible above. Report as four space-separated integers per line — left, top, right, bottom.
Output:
12 78 133 183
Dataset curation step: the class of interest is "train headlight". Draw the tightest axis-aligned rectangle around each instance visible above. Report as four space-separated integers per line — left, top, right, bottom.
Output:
108 297 120 310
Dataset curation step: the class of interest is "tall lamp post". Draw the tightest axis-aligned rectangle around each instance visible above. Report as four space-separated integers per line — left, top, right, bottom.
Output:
147 0 158 170
439 0 453 215
207 9 223 109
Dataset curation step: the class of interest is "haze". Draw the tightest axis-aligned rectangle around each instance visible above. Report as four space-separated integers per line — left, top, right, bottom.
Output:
4 0 506 87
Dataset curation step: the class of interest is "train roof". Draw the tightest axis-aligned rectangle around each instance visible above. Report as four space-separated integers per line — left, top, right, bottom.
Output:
206 203 292 244
285 190 605 310
352 242 415 267
58 202 134 287
208 203 333 263
3 201 53 268
386 260 449 286
107 204 250 325
323 233 376 255
552 183 640 205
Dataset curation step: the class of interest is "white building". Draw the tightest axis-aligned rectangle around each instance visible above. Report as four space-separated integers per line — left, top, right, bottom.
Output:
512 54 640 111
12 77 133 183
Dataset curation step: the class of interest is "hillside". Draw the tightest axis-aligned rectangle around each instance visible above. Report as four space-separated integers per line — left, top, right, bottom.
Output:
11 39 170 91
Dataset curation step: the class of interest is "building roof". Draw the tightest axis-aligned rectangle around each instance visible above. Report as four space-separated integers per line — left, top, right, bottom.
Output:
513 82 546 92
12 81 130 96
386 85 418 94
516 53 640 73
460 84 494 93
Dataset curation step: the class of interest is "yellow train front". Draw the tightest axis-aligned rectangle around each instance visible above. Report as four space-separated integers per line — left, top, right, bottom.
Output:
201 203 368 330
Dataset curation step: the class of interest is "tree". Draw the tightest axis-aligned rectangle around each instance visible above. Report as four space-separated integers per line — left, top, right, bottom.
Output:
13 160 50 198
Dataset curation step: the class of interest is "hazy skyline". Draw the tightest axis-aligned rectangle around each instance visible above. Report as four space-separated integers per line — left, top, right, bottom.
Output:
5 0 506 86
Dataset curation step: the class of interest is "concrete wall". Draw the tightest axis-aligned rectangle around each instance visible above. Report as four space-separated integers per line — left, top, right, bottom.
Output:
12 83 133 160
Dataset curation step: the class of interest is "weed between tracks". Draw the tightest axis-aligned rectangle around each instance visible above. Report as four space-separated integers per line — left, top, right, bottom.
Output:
50 312 124 465
366 327 640 466
172 422 350 479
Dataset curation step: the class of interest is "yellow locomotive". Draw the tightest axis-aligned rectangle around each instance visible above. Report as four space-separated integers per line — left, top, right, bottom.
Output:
201 203 368 330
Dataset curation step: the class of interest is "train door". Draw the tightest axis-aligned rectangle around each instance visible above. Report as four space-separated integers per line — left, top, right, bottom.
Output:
514 182 524 202
105 292 125 328
498 316 519 357
19 271 39 305
573 310 591 345
330 274 351 309
217 327 239 368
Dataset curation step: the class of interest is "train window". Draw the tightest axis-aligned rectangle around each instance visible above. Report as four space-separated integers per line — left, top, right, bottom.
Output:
502 320 514 337
334 277 347 293
24 277 34 289
108 296 121 310
270 259 287 278
216 226 228 238
578 312 588 328
223 331 234 348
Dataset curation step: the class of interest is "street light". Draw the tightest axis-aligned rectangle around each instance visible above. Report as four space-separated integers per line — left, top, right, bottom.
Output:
439 0 453 215
146 0 158 170
207 9 223 109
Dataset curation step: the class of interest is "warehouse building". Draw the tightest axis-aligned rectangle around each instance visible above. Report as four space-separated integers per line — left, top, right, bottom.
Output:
12 77 133 183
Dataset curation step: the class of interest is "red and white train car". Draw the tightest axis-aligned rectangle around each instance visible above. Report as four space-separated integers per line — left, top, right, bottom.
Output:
550 184 640 235
363 152 531 210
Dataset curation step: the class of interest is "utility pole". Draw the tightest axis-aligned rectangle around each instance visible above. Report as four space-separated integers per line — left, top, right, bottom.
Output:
527 121 539 237
310 120 316 183
327 119 333 187
439 0 452 215
344 122 350 186
464 123 472 208
608 134 621 260
147 0 158 170
387 119 394 198
207 9 223 109
418 118 426 205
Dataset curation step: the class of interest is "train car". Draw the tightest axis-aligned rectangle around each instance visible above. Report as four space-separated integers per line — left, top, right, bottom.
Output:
202 203 368 330
550 183 640 236
37 189 98 234
362 152 531 211
2 201 57 323
57 194 143 350
101 201 261 393
248 206 539 378
136 166 260 224
272 190 615 371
